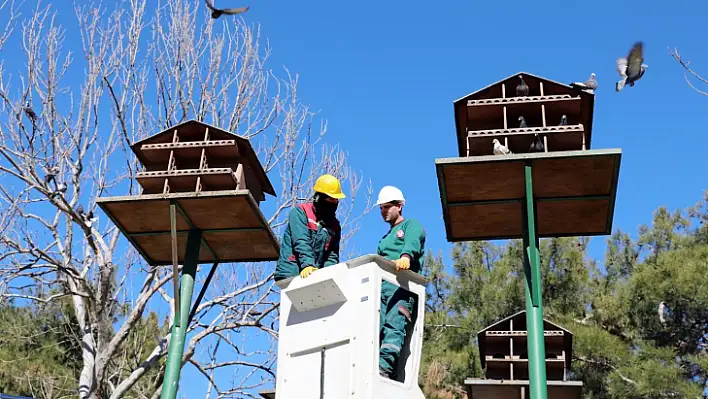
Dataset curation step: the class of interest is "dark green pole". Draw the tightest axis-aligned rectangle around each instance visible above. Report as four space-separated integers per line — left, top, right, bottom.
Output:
160 228 202 399
522 163 548 399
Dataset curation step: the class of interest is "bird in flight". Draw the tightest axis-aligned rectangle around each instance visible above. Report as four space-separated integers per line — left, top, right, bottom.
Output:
205 0 250 19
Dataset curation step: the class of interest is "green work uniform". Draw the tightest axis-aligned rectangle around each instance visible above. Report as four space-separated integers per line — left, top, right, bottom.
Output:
275 203 341 281
376 218 426 378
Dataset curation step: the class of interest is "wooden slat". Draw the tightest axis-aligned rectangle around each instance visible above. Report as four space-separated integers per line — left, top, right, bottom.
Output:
537 199 609 236
466 125 585 156
448 202 523 239
442 162 526 202
136 168 238 194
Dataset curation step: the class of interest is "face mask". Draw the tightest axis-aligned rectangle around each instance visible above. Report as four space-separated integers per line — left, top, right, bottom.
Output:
314 195 338 219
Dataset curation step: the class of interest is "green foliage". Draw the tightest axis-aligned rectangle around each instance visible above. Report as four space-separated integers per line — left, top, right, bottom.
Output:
0 296 168 399
0 298 81 398
419 191 708 398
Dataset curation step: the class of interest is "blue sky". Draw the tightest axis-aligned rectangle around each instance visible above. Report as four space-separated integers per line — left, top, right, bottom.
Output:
212 0 708 395
3 0 708 398
248 0 708 264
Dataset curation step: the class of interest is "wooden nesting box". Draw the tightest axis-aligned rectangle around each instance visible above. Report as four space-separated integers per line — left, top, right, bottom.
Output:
435 148 621 241
453 72 595 157
465 310 582 399
97 119 280 266
437 71 620 241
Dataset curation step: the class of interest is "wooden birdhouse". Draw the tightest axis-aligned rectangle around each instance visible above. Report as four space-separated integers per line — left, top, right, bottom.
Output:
452 72 595 157
130 119 275 203
465 310 583 399
96 119 280 266
435 71 622 242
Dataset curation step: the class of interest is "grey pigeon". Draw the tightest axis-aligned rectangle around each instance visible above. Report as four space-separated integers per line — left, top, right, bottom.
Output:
205 0 249 19
23 101 37 121
492 139 512 155
559 115 568 126
570 73 598 93
516 75 529 97
518 116 528 128
529 134 545 152
616 41 647 92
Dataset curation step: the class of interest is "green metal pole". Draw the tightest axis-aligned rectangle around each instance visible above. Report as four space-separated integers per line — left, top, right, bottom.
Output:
523 164 548 399
161 228 203 399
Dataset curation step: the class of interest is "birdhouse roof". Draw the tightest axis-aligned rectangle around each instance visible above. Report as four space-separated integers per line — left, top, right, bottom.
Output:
452 71 595 157
130 119 276 197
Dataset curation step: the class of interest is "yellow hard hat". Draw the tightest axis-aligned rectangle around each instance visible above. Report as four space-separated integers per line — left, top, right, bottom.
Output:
313 174 346 199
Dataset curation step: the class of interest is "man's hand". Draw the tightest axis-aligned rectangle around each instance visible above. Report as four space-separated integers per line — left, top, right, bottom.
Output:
300 266 317 278
394 256 410 272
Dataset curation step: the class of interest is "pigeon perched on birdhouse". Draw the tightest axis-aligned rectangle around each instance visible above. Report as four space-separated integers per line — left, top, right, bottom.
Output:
570 73 598 93
205 0 249 19
559 115 568 126
529 134 545 152
616 41 647 92
518 116 528 128
516 75 529 97
492 139 512 155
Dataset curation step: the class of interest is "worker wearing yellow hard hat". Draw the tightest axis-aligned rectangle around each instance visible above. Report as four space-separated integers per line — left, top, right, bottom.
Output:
275 174 345 281
374 185 426 380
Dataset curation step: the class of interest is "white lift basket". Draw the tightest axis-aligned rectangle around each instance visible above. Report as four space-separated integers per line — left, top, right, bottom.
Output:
269 254 428 399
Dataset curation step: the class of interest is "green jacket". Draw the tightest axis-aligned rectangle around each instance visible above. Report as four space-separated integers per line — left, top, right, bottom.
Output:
275 203 341 280
376 218 426 274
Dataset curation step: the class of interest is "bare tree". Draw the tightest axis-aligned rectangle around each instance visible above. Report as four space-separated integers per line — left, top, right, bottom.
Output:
0 1 372 399
668 47 708 96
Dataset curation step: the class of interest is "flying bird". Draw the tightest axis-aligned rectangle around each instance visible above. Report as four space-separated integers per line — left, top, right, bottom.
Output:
570 73 598 93
205 0 249 19
529 134 545 153
516 75 529 97
492 139 512 155
616 41 647 92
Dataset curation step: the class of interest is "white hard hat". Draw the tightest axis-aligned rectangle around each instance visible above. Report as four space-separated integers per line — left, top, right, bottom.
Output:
375 185 405 206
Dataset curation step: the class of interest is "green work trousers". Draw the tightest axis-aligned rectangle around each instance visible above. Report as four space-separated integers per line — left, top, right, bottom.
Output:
379 280 417 376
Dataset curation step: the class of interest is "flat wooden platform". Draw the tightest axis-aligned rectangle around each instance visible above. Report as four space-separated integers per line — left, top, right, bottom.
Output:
435 149 621 241
97 190 280 266
465 379 582 399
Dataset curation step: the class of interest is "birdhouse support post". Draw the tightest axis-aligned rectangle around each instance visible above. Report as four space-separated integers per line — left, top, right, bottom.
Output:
522 163 549 399
160 228 203 399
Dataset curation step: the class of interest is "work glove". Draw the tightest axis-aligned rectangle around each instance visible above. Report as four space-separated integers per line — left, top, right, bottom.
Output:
300 266 317 278
394 257 410 272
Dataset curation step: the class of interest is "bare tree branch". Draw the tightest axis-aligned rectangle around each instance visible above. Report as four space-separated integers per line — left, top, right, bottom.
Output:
668 47 708 96
0 1 371 398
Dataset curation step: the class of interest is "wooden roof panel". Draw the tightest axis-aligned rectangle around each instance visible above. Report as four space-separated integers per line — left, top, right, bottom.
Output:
96 190 280 266
436 149 621 241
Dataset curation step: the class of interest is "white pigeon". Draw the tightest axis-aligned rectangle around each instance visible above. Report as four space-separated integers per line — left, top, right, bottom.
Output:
492 139 512 155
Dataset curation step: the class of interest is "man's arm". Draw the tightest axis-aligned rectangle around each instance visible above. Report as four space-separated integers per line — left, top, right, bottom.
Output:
289 207 316 269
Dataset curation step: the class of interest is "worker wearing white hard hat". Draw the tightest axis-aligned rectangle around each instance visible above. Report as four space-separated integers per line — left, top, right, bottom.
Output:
374 185 426 380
